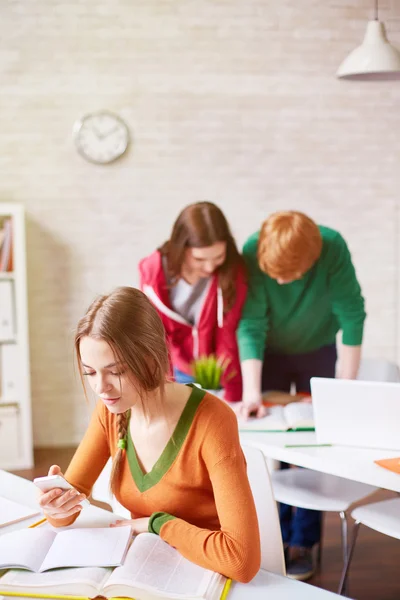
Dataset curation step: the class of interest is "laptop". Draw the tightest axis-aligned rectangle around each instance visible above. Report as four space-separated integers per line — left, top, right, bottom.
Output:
310 377 400 451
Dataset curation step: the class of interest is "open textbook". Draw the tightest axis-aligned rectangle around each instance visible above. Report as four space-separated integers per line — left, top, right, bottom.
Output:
0 525 131 572
0 532 227 600
239 401 314 432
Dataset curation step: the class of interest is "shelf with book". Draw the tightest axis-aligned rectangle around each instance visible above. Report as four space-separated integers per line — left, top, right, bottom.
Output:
0 204 33 470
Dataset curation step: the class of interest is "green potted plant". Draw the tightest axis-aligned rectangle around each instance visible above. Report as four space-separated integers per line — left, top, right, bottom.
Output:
191 354 233 397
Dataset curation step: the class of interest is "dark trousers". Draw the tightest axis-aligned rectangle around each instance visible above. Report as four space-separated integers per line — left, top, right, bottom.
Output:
262 344 337 548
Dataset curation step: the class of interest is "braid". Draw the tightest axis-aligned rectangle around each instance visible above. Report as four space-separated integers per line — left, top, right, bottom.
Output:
110 410 130 494
117 410 129 444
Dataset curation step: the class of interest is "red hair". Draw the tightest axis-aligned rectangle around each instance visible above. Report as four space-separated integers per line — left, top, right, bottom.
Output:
257 211 322 280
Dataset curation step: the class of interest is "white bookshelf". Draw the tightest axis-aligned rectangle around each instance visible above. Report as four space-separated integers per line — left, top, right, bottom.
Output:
0 204 33 469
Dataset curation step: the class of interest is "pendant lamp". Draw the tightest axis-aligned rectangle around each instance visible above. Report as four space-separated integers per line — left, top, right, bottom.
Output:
337 0 400 80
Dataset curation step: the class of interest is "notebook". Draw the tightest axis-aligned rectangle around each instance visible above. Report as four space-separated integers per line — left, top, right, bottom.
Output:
374 457 400 474
0 525 131 572
0 497 41 528
311 377 400 450
0 532 228 600
238 401 314 432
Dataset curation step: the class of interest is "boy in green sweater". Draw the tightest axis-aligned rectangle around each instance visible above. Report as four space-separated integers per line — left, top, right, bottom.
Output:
237 211 366 581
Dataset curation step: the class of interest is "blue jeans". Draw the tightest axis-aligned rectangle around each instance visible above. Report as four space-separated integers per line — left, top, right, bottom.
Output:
173 367 195 385
262 344 337 548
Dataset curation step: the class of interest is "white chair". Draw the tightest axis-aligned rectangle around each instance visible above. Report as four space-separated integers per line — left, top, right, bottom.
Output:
338 497 400 594
270 357 399 577
91 446 286 575
242 444 286 575
272 469 376 568
356 357 400 383
91 459 131 518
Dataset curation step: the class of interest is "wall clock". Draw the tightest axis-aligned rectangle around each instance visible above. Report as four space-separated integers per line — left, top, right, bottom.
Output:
73 111 130 164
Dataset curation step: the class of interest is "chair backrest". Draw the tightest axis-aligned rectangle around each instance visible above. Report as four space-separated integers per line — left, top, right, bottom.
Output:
357 358 400 382
91 459 131 518
242 444 286 575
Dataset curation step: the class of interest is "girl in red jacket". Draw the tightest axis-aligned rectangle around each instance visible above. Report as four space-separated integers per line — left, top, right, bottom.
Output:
139 201 247 402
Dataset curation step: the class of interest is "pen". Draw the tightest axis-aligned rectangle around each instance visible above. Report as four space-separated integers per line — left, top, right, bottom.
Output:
285 443 332 448
28 517 47 528
220 578 232 600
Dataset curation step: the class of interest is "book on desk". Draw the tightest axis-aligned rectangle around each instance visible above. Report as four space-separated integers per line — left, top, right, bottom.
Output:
238 401 314 432
375 457 400 475
0 526 132 572
0 531 228 600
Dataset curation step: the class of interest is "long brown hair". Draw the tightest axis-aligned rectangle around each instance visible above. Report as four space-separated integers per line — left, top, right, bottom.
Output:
159 202 245 312
75 287 170 493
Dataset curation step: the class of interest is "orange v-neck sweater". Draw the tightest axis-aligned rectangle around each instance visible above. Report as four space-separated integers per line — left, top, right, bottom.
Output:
48 391 261 583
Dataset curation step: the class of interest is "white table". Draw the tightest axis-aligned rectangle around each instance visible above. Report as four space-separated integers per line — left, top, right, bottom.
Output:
240 430 400 492
229 569 342 599
0 469 344 599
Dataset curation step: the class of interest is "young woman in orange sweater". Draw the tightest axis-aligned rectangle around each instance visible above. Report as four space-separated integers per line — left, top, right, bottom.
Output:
38 287 261 583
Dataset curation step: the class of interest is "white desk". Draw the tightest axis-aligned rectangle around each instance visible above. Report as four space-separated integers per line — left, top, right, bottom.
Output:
229 569 342 599
0 469 344 599
240 430 400 492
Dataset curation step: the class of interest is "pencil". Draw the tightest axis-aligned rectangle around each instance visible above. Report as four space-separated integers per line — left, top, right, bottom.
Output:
220 578 232 600
284 443 332 448
28 517 47 528
0 593 88 600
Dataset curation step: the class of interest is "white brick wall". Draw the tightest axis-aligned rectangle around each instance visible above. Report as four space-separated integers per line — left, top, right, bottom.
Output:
1 0 399 446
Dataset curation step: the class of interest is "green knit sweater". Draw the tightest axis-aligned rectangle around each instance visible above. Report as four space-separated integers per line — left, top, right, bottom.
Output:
238 226 366 361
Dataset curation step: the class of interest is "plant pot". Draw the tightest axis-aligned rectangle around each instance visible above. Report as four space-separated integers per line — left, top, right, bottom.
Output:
204 388 224 399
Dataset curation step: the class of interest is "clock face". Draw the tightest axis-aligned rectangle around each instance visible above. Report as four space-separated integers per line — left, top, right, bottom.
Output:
73 111 129 164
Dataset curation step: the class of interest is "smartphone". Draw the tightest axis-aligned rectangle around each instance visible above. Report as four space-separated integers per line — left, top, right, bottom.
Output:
33 474 90 507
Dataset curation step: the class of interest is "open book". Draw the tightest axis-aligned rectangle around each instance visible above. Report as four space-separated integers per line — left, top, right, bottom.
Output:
0 526 131 572
239 401 314 432
0 532 227 600
0 497 40 528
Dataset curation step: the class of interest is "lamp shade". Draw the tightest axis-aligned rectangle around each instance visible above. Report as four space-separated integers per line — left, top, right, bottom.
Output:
337 20 400 80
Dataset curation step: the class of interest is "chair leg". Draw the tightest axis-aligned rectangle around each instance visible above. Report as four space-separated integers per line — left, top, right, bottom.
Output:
316 512 324 569
339 511 348 565
338 521 361 596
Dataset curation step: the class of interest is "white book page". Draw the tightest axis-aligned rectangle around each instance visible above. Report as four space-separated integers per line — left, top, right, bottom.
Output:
40 526 132 572
283 402 314 429
0 497 40 527
0 529 55 572
0 566 110 597
238 405 289 431
105 533 217 598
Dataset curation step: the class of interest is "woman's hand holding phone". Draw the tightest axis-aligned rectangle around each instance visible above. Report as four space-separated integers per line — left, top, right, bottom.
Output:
35 464 88 520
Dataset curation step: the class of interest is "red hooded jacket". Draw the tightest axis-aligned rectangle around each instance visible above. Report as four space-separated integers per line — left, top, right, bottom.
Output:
139 250 247 402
